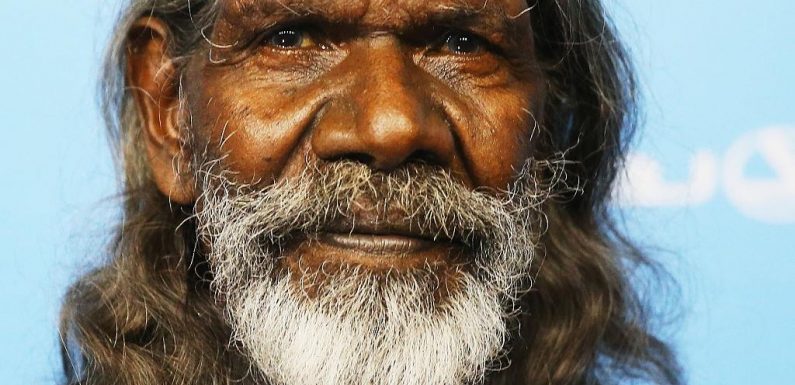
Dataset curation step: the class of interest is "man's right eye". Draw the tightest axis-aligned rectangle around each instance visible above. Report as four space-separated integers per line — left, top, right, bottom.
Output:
266 28 316 49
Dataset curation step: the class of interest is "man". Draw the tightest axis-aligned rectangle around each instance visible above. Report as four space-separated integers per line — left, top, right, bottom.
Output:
60 0 681 384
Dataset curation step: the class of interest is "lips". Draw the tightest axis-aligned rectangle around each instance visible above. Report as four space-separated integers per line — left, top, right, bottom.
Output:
320 232 435 254
277 202 468 273
312 206 458 257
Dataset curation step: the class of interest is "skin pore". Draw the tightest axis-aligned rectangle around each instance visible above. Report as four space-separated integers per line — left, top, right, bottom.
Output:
127 0 544 280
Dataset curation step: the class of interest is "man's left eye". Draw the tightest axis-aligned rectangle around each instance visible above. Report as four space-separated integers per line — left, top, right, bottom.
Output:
267 28 316 49
444 31 484 55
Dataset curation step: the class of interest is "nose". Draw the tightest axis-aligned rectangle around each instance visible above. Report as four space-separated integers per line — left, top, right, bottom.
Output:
311 36 455 170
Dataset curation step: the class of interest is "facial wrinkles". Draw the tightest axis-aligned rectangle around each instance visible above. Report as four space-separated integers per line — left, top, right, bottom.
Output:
189 0 544 202
213 0 533 50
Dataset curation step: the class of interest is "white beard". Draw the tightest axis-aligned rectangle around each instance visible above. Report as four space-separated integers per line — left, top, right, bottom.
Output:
195 160 550 385
231 271 508 385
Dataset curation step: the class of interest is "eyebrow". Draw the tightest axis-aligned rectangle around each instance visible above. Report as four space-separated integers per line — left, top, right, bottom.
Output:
219 0 523 39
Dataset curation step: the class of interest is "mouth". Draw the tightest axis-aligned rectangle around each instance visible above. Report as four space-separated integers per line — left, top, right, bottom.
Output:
319 233 436 255
286 212 465 270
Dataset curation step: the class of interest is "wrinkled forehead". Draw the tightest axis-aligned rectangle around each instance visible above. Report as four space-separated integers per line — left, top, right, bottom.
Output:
216 0 532 33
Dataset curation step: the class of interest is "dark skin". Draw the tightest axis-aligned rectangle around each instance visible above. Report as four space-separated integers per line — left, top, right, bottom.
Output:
128 0 543 274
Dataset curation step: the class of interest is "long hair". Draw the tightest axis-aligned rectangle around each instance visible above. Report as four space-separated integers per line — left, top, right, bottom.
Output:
60 1 682 384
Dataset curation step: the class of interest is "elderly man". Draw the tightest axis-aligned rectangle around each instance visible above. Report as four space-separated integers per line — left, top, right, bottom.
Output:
60 1 681 384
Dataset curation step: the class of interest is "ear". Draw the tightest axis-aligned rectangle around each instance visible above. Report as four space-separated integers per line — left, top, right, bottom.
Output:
126 17 195 204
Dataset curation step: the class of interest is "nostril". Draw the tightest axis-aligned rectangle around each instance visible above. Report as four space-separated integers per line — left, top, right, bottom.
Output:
408 149 446 167
330 152 375 166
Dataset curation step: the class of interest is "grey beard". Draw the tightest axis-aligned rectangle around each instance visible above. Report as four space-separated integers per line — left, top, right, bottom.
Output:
194 160 552 385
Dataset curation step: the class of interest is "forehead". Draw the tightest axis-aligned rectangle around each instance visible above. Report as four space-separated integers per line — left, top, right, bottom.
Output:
217 0 531 31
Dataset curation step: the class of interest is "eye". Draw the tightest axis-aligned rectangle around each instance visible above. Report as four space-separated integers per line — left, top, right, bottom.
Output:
267 27 316 49
444 31 484 55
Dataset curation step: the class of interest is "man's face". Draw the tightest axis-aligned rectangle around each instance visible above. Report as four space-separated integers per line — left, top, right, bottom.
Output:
132 0 548 384
182 0 544 273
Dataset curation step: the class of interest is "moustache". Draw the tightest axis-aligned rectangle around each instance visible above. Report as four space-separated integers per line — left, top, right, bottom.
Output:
196 160 545 248
194 159 554 291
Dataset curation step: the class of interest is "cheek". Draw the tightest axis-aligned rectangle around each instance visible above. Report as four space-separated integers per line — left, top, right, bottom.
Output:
187 68 328 183
423 52 544 190
455 85 542 189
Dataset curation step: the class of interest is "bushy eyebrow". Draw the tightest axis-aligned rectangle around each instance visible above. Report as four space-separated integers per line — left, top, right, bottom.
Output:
217 0 526 40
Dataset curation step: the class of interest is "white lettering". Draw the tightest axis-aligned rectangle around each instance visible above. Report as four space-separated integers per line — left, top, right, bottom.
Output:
724 126 795 224
615 151 718 207
616 125 795 224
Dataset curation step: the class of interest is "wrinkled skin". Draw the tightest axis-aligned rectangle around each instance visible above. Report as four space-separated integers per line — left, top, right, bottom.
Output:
128 0 543 274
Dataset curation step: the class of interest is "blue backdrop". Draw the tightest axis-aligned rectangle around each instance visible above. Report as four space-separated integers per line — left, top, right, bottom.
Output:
0 1 792 384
